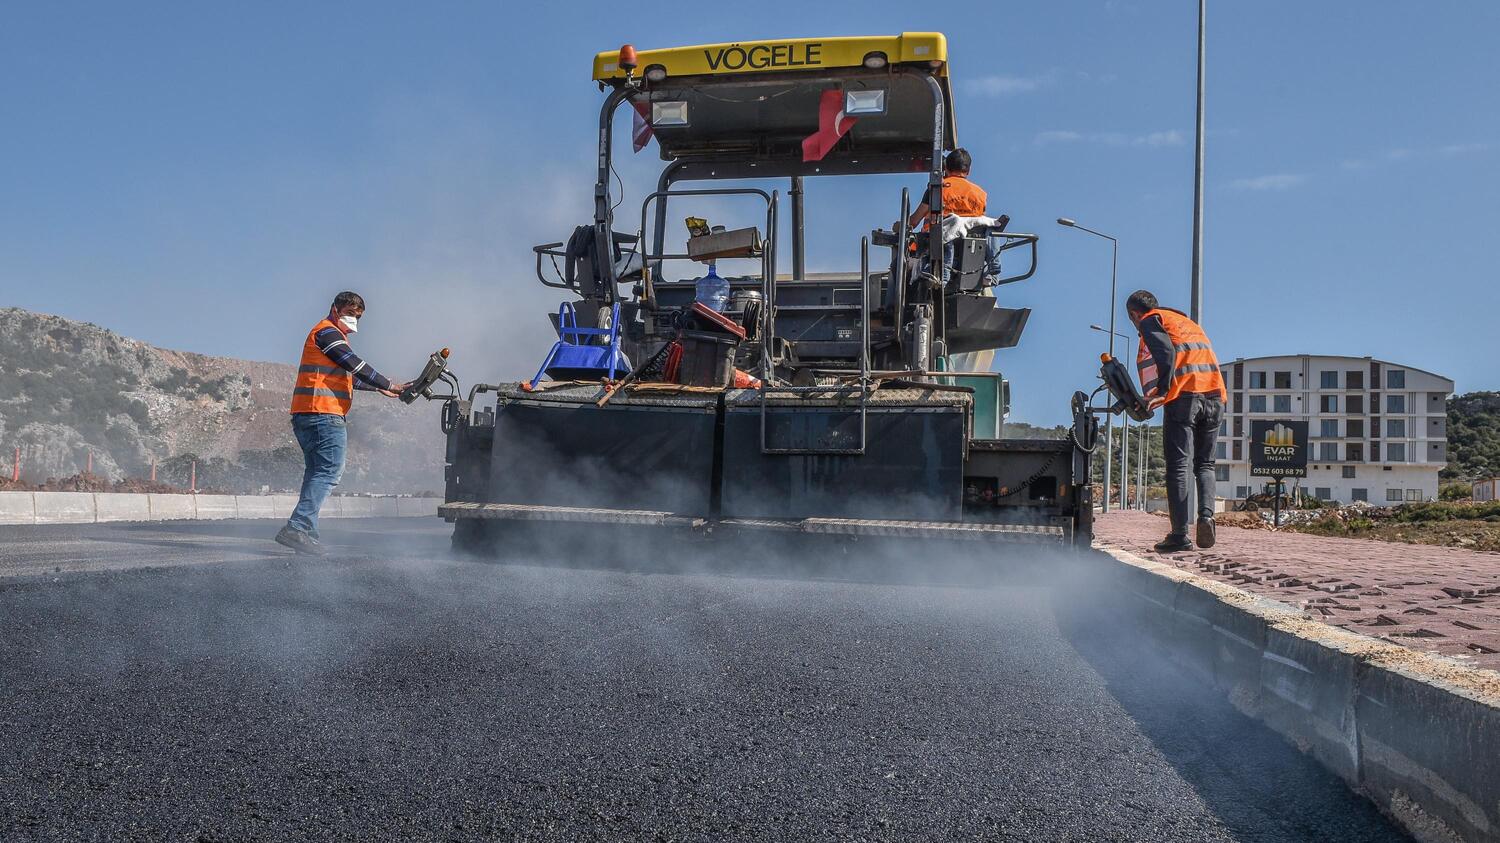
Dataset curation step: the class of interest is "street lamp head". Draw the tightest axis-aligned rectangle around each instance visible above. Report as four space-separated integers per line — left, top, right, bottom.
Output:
1057 217 1076 227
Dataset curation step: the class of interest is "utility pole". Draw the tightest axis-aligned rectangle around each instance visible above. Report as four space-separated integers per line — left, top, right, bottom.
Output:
1190 0 1206 323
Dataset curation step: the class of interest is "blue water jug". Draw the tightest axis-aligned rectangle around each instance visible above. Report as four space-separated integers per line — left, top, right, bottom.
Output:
694 263 730 312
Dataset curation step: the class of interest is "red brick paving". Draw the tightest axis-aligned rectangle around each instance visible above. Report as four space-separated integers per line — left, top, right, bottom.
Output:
1094 510 1500 672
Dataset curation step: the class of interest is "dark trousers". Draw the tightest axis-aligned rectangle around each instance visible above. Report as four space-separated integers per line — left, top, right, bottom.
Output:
1162 392 1223 538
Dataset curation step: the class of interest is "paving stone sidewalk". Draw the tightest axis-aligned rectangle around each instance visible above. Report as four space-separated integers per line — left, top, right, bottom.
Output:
1094 510 1500 672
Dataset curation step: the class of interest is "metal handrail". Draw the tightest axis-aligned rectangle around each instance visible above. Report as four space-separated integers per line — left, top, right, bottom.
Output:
893 187 910 353
759 236 870 456
532 242 571 289
636 188 776 341
984 232 1040 287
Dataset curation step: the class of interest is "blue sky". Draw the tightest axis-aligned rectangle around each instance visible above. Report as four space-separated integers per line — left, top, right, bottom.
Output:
2 2 1496 425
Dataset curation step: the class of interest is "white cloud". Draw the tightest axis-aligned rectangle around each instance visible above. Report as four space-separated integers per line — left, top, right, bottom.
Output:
1138 130 1185 147
967 75 1042 96
1033 129 1184 148
1034 130 1084 145
1228 173 1307 191
1341 142 1490 170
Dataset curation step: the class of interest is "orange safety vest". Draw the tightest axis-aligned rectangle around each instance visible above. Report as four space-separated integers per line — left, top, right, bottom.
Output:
1136 308 1227 405
919 174 989 234
290 319 354 415
939 174 987 218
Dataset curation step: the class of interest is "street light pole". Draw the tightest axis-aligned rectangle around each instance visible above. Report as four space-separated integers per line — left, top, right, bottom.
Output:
1190 0 1206 323
1062 218 1121 510
1091 325 1133 510
1138 419 1148 509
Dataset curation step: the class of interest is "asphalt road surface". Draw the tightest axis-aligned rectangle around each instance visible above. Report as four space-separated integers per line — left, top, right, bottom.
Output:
0 519 1409 842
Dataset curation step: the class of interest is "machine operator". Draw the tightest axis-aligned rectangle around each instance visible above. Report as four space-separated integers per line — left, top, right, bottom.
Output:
275 291 409 555
1127 290 1226 553
898 148 1004 283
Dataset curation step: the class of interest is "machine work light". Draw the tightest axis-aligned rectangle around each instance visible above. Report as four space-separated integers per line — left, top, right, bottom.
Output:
652 101 689 127
644 65 667 83
843 89 886 116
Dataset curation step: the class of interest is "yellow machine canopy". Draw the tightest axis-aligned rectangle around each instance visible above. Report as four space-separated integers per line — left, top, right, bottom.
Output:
593 34 947 81
594 34 957 179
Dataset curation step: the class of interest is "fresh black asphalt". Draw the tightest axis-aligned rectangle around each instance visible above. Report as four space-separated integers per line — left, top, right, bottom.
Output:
0 519 1409 841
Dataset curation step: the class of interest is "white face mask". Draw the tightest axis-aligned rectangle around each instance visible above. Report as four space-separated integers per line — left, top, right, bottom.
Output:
339 314 359 333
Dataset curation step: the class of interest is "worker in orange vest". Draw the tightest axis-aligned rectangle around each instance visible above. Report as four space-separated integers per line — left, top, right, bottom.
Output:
275 291 409 555
898 148 1005 283
1128 290 1227 553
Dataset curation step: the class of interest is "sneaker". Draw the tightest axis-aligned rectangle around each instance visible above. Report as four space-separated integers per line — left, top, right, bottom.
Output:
1196 517 1217 550
1153 535 1194 553
275 525 325 556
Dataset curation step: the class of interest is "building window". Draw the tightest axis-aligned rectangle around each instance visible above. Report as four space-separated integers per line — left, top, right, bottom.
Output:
1319 443 1338 461
1219 418 1228 436
1249 395 1267 413
1387 488 1404 502
1214 466 1230 482
1387 418 1405 438
1346 419 1364 438
1343 465 1356 479
1236 486 1251 498
1346 443 1363 462
1387 369 1406 389
1352 488 1368 501
1319 394 1338 413
1387 443 1406 462
1315 487 1332 500
1387 394 1406 413
1406 488 1422 502
1319 419 1338 438
1274 395 1292 413
1347 395 1364 414
1274 371 1291 389
1320 370 1338 389
1346 371 1363 389
1216 442 1227 459
1249 371 1267 389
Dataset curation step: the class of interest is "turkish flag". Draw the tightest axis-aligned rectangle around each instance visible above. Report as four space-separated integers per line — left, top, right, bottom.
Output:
632 101 654 153
801 89 857 163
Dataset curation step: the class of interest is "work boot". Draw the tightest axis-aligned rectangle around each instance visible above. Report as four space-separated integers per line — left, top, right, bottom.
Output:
1196 517 1217 550
1153 534 1193 554
275 525 325 556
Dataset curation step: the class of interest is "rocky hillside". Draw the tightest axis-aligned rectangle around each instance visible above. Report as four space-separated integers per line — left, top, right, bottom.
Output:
0 307 443 493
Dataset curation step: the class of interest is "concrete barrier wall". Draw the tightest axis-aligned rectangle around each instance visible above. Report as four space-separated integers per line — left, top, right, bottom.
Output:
34 492 95 524
95 493 151 523
1089 546 1500 843
0 492 440 526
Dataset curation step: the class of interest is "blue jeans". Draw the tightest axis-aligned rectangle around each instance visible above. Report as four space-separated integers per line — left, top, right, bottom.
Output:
287 413 347 536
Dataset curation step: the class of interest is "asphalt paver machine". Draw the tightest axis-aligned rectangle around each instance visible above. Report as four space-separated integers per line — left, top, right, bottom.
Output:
430 33 1131 555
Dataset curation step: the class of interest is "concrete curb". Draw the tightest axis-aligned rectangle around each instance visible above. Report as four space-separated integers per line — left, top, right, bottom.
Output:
1090 543 1500 843
0 491 440 526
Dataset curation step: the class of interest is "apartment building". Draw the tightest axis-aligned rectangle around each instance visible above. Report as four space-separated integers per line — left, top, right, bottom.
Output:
1214 355 1454 505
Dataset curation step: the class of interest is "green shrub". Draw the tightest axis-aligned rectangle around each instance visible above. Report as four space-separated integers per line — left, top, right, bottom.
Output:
1440 482 1472 501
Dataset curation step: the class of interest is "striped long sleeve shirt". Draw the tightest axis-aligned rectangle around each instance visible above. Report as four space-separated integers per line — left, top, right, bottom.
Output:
314 327 393 392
